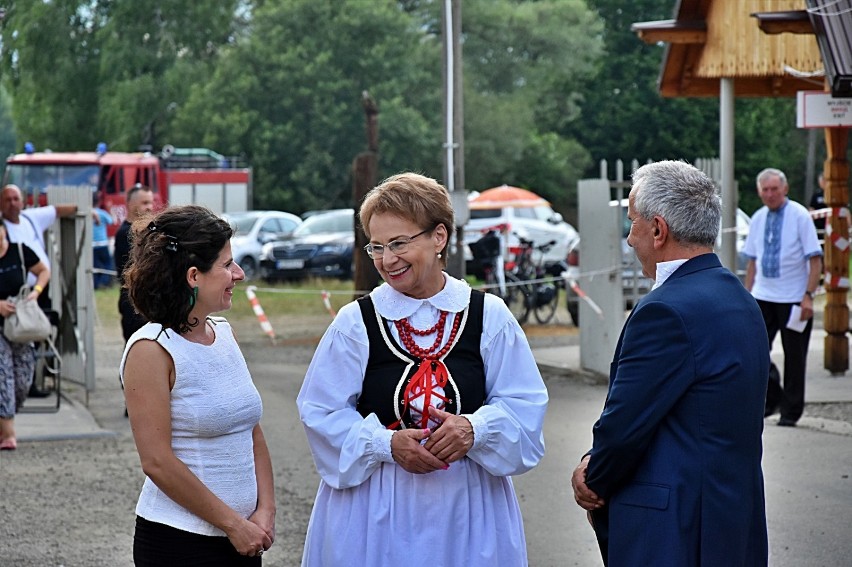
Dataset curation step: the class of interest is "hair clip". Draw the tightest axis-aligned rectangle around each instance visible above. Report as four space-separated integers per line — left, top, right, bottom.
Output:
164 235 179 252
148 221 179 252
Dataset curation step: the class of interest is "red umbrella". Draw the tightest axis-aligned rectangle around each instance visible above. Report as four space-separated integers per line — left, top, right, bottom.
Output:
469 184 549 209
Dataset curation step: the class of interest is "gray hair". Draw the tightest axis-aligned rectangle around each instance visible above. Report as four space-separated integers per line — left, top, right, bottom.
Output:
756 168 787 188
632 160 721 247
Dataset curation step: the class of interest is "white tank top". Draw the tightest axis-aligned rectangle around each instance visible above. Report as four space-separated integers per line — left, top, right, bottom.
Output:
120 318 262 536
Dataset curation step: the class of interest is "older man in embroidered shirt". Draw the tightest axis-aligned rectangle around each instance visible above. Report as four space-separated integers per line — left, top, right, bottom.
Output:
744 168 823 427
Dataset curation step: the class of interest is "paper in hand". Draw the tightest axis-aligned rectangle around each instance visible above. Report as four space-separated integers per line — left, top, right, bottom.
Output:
786 305 808 333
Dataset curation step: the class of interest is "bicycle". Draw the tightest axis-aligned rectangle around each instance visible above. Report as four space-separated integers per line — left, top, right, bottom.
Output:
470 225 508 298
470 226 526 321
470 228 561 325
507 235 561 325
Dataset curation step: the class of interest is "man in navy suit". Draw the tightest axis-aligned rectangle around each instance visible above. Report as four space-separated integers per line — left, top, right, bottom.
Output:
571 161 769 566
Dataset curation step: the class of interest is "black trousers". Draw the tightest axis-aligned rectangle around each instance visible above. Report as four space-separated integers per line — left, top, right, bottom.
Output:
134 516 261 567
756 300 812 422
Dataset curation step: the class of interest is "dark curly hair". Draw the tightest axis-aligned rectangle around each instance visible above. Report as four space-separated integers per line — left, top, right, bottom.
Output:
124 205 233 334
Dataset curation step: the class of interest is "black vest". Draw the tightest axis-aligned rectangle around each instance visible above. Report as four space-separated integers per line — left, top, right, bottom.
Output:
356 290 487 430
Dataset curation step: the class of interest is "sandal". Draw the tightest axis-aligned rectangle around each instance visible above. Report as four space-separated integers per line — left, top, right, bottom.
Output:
0 437 17 451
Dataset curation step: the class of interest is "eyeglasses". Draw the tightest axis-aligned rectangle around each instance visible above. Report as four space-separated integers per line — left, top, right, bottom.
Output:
364 227 433 259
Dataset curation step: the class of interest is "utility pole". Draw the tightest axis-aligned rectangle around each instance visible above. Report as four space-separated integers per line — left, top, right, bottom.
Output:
442 0 468 279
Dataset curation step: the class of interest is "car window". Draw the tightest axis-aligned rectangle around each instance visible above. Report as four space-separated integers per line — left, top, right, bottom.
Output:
514 207 537 220
533 205 554 221
470 209 501 220
259 219 279 234
228 214 258 236
279 218 299 233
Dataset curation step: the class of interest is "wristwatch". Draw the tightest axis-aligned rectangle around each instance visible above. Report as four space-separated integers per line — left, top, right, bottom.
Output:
805 290 814 299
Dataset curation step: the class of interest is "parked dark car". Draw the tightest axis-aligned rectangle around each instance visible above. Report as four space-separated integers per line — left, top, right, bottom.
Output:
259 209 354 281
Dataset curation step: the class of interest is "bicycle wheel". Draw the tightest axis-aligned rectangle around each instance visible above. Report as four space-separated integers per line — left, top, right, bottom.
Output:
482 265 502 297
503 273 530 325
533 283 559 324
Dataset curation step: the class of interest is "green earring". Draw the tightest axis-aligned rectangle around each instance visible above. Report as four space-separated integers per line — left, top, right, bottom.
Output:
189 286 198 307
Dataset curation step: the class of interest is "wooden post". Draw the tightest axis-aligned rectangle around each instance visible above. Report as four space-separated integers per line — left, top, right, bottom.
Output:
352 92 381 299
822 126 849 374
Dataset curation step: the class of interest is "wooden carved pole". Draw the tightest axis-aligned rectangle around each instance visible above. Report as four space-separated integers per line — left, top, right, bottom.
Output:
352 91 381 299
822 126 849 374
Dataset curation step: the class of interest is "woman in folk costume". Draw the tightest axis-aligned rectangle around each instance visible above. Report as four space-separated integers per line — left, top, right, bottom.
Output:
297 173 548 566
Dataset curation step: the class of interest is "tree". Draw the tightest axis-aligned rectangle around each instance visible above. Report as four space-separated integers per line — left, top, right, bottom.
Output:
2 0 605 216
0 0 104 150
573 0 718 171
575 0 820 214
457 0 604 213
0 85 16 167
172 0 443 213
0 0 241 151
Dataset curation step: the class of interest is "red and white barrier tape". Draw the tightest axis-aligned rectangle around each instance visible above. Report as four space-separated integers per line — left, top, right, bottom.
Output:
245 285 277 343
320 290 337 317
809 207 848 220
566 277 604 320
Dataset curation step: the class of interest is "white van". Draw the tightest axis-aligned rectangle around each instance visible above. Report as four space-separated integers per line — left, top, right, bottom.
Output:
463 204 580 274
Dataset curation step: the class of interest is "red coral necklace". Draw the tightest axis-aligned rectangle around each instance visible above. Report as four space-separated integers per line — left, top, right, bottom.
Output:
389 311 462 429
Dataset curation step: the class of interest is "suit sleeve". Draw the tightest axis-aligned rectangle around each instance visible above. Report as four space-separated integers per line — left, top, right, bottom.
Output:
585 299 696 499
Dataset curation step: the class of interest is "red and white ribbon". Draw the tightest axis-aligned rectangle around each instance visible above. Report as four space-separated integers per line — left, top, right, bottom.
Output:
245 285 276 343
320 290 337 317
566 277 604 319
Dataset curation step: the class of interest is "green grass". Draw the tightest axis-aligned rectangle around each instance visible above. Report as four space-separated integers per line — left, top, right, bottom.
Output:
94 278 358 325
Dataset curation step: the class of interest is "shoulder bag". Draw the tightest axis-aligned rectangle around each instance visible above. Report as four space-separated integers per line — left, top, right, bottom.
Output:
3 243 52 343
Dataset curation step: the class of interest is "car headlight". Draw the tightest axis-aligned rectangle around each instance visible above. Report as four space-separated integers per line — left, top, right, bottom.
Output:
260 242 275 261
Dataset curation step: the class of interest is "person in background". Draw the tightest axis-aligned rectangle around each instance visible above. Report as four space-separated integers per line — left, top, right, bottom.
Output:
120 205 274 565
0 220 51 451
92 195 114 290
115 184 155 341
1 183 84 302
808 173 827 235
744 168 823 427
297 173 548 566
571 161 769 566
1 183 98 398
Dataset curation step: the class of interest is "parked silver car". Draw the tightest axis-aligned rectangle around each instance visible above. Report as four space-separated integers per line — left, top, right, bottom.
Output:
222 210 302 280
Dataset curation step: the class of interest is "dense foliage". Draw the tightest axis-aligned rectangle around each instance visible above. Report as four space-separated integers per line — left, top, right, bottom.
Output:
577 0 824 214
0 0 836 217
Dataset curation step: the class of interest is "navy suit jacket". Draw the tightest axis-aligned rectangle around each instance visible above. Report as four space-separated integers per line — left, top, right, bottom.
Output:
586 253 769 566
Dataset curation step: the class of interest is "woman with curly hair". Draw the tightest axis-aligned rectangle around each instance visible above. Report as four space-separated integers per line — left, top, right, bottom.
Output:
120 205 275 565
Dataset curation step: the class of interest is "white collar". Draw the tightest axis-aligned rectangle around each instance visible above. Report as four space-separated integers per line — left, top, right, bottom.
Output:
653 258 688 290
370 273 472 320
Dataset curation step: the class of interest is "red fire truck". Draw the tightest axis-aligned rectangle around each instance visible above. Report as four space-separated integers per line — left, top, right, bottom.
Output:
3 144 252 237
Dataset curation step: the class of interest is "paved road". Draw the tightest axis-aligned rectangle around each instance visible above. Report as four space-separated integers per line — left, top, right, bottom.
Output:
3 323 851 566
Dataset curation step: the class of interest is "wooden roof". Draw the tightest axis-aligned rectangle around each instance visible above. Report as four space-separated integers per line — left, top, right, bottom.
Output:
633 0 825 97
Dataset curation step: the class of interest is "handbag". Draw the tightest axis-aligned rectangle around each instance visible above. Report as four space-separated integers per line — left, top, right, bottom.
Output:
3 243 52 343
